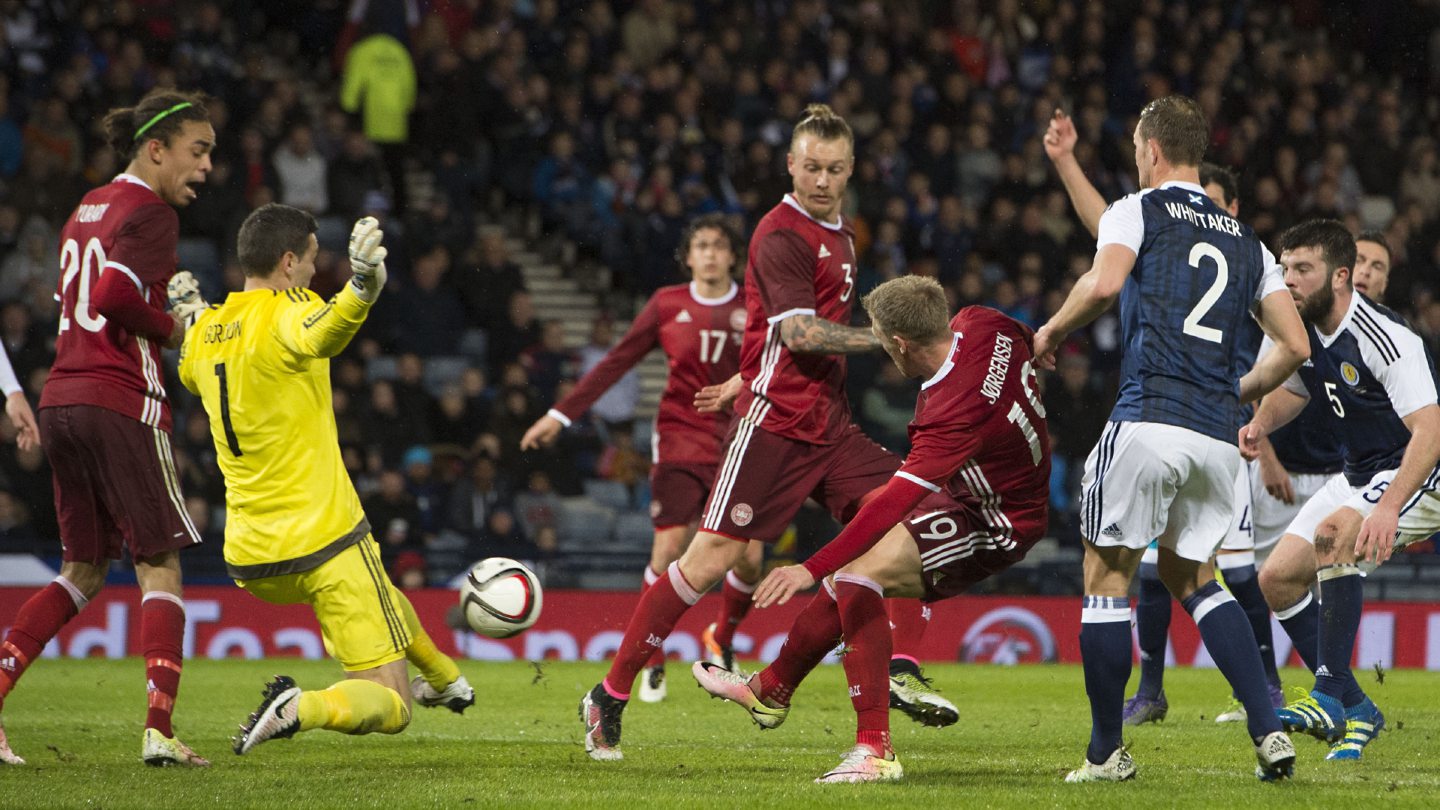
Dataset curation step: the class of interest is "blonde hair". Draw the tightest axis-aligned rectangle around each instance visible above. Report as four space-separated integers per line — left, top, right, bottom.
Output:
862 275 950 343
792 103 854 150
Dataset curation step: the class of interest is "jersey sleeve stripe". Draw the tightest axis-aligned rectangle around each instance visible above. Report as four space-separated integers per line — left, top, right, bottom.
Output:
765 307 816 325
1353 306 1400 364
104 260 145 293
546 407 572 427
895 470 942 493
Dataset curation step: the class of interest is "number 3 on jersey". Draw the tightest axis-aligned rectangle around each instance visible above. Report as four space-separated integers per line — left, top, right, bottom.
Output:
58 237 109 334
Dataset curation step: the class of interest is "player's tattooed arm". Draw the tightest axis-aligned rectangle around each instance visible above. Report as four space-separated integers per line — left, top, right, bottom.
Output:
779 314 881 354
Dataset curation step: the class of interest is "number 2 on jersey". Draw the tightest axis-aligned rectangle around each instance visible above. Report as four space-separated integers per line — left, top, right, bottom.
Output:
1183 242 1228 343
214 362 243 456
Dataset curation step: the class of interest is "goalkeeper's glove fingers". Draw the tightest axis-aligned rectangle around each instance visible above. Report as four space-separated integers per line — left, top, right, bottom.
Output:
348 216 388 302
167 270 209 325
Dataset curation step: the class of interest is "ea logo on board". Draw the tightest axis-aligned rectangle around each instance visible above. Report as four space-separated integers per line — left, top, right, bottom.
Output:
959 606 1058 664
730 308 747 331
1340 362 1360 387
731 503 754 527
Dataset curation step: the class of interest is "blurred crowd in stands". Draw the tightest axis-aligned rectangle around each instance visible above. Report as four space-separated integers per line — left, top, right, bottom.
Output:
2 0 1439 589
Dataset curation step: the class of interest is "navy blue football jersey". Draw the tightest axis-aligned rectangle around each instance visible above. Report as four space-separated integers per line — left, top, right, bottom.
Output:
1099 182 1285 443
1285 294 1439 485
1268 398 1345 475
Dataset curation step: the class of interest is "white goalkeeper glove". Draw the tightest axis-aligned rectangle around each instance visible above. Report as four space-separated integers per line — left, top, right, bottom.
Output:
167 270 209 326
348 216 388 302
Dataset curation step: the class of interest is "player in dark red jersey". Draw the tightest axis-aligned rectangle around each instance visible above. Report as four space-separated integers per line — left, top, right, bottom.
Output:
520 213 764 702
578 104 945 761
0 90 213 767
694 276 1051 783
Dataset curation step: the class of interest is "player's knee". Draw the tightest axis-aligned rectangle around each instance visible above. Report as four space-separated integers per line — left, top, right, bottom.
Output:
1258 558 1304 604
58 564 106 599
389 703 412 735
1312 519 1346 562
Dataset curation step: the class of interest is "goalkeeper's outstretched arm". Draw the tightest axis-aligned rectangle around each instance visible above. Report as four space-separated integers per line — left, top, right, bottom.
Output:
278 216 388 359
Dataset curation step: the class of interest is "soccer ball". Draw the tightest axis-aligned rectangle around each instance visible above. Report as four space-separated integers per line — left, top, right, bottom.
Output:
459 558 543 639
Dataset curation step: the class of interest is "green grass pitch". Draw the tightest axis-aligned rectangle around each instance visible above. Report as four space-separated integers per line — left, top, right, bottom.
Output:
2 659 1437 808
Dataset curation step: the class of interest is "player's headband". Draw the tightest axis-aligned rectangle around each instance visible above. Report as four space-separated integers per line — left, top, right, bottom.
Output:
134 102 195 141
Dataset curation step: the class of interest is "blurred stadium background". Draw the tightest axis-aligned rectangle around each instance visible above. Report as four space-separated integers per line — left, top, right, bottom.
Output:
2 0 1440 666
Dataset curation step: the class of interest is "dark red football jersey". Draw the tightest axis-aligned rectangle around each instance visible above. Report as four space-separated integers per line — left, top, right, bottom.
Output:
41 175 179 431
735 195 859 445
553 282 745 465
898 307 1051 545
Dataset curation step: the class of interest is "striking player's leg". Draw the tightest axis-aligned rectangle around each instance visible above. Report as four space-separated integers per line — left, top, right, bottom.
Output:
816 526 921 783
0 562 102 766
234 541 415 754
703 540 763 672
1123 544 1171 726
586 420 837 760
885 596 957 727
582 531 746 760
693 578 838 729
134 553 209 767
394 589 471 714
886 597 928 675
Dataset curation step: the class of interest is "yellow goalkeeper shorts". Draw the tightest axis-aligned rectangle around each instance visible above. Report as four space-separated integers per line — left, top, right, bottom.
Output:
236 535 412 671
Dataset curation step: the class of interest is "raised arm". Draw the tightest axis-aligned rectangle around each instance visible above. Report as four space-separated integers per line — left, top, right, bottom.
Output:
275 286 373 360
1043 109 1108 239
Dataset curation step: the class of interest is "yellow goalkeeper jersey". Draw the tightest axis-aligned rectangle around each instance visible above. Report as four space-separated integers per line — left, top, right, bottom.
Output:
179 285 373 579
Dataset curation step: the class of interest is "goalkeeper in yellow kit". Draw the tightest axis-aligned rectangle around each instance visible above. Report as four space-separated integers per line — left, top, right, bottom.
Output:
173 204 472 754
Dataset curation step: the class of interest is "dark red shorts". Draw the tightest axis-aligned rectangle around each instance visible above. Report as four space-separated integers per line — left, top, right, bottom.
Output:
39 405 203 565
649 462 716 529
903 494 1040 601
700 417 899 543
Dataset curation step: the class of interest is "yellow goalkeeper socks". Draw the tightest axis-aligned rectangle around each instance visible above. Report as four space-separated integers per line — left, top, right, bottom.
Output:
297 679 409 735
396 592 461 690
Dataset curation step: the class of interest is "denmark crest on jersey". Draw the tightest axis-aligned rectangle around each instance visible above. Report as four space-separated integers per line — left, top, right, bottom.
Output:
729 308 746 331
730 503 754 527
1340 362 1360 387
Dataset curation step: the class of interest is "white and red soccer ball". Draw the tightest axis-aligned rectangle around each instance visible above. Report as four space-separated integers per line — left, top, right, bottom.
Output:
459 558 543 639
